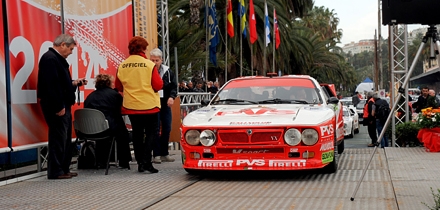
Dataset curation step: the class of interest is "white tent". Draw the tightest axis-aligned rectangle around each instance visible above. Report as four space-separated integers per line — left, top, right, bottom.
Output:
355 78 374 93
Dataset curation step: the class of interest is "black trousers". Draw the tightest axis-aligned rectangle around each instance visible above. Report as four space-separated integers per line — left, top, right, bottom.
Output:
95 125 132 166
367 119 377 144
41 105 73 179
128 113 158 167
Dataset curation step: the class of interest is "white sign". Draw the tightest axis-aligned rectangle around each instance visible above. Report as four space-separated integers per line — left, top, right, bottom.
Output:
379 89 386 98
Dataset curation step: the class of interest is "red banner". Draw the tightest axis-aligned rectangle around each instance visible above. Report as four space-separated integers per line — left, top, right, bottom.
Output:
6 0 132 147
0 1 7 148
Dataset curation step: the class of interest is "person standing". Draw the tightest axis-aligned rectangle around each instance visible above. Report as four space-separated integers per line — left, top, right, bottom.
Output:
372 93 389 148
150 48 178 163
428 89 440 108
363 92 377 147
412 87 429 113
352 91 361 107
115 36 162 173
84 74 132 169
37 34 87 179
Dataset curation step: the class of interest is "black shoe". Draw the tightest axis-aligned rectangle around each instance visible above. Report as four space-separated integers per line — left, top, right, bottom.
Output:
138 164 145 173
143 165 159 173
118 163 130 170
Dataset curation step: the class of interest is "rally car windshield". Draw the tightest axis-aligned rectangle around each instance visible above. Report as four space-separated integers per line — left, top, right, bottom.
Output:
212 78 322 105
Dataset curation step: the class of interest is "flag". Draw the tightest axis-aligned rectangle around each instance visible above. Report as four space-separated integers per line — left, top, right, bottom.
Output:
227 0 234 37
208 0 219 66
238 0 246 37
264 1 271 47
274 9 280 49
249 0 257 44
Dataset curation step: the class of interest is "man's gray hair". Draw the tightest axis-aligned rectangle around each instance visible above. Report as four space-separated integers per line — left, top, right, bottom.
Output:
367 91 374 98
150 48 163 57
373 93 380 99
53 34 76 46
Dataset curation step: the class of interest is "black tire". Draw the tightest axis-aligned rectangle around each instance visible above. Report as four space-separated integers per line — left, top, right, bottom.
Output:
348 125 354 138
354 124 359 134
323 135 339 174
338 139 345 154
184 168 199 175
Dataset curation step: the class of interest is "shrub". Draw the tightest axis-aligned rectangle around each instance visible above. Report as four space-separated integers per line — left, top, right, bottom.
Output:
422 187 440 210
395 121 421 147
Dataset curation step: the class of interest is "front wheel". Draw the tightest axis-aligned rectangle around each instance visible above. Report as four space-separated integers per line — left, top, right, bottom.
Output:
337 139 345 154
323 137 339 174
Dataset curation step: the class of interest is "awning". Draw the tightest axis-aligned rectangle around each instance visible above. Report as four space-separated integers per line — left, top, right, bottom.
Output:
410 67 440 84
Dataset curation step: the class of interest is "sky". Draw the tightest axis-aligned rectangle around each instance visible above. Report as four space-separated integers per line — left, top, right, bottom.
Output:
313 0 420 46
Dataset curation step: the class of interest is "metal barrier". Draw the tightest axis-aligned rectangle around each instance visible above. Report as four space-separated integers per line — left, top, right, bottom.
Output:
0 93 211 182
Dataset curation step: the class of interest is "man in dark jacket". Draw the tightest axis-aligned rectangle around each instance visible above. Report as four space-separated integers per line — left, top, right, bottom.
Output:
150 48 178 163
372 93 389 148
37 34 87 179
413 87 429 113
84 74 132 169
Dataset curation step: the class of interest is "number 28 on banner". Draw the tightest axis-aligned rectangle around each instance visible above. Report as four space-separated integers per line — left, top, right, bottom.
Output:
10 36 92 105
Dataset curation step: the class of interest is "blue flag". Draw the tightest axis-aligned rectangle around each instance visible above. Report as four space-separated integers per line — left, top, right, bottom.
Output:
238 0 247 38
208 0 219 66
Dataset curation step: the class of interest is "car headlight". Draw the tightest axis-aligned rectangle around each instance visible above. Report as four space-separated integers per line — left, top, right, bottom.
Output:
185 130 200 145
200 130 216 146
284 128 302 146
301 129 318 146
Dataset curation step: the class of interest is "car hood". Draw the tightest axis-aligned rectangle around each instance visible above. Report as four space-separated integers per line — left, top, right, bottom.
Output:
182 104 335 127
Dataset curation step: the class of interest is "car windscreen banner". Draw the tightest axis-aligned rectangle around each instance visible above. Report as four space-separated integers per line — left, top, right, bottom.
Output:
6 0 132 147
0 1 7 149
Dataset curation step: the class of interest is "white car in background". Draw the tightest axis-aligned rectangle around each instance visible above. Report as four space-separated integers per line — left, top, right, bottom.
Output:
342 106 359 138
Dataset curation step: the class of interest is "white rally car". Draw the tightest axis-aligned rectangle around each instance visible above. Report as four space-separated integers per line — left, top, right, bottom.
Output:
180 75 344 174
342 106 359 138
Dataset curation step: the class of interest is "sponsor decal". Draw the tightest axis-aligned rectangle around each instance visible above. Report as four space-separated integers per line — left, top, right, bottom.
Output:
196 159 308 168
321 151 334 164
232 149 270 153
203 148 212 153
198 160 233 168
320 142 334 151
290 148 298 152
216 148 284 154
269 160 307 167
320 124 334 136
230 121 271 125
236 159 265 166
217 108 295 116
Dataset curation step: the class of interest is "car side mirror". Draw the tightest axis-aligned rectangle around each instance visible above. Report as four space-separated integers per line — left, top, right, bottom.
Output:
327 97 339 104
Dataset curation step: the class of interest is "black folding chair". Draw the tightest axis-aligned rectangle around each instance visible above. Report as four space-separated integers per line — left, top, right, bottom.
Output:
73 108 116 175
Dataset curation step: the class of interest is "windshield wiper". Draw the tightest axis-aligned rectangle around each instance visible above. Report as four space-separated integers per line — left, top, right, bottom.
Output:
213 99 258 104
258 98 308 104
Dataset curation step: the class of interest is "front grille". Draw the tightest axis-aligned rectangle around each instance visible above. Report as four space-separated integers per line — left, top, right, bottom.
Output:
220 133 248 143
218 129 283 144
251 132 282 143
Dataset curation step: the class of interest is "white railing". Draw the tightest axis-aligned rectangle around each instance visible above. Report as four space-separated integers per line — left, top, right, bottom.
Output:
179 92 212 106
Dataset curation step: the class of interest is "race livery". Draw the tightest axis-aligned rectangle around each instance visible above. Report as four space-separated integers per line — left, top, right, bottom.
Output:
180 75 344 174
342 106 359 138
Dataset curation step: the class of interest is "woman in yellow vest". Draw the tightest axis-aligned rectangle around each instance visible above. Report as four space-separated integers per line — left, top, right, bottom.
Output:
115 36 163 173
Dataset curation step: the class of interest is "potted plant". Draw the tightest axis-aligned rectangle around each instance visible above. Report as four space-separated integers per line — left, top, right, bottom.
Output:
416 107 440 151
395 121 421 147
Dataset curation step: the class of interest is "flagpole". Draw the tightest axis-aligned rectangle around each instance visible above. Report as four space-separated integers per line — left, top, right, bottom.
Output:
240 15 243 77
273 8 275 73
263 0 267 76
225 0 228 82
205 0 209 90
251 44 253 76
